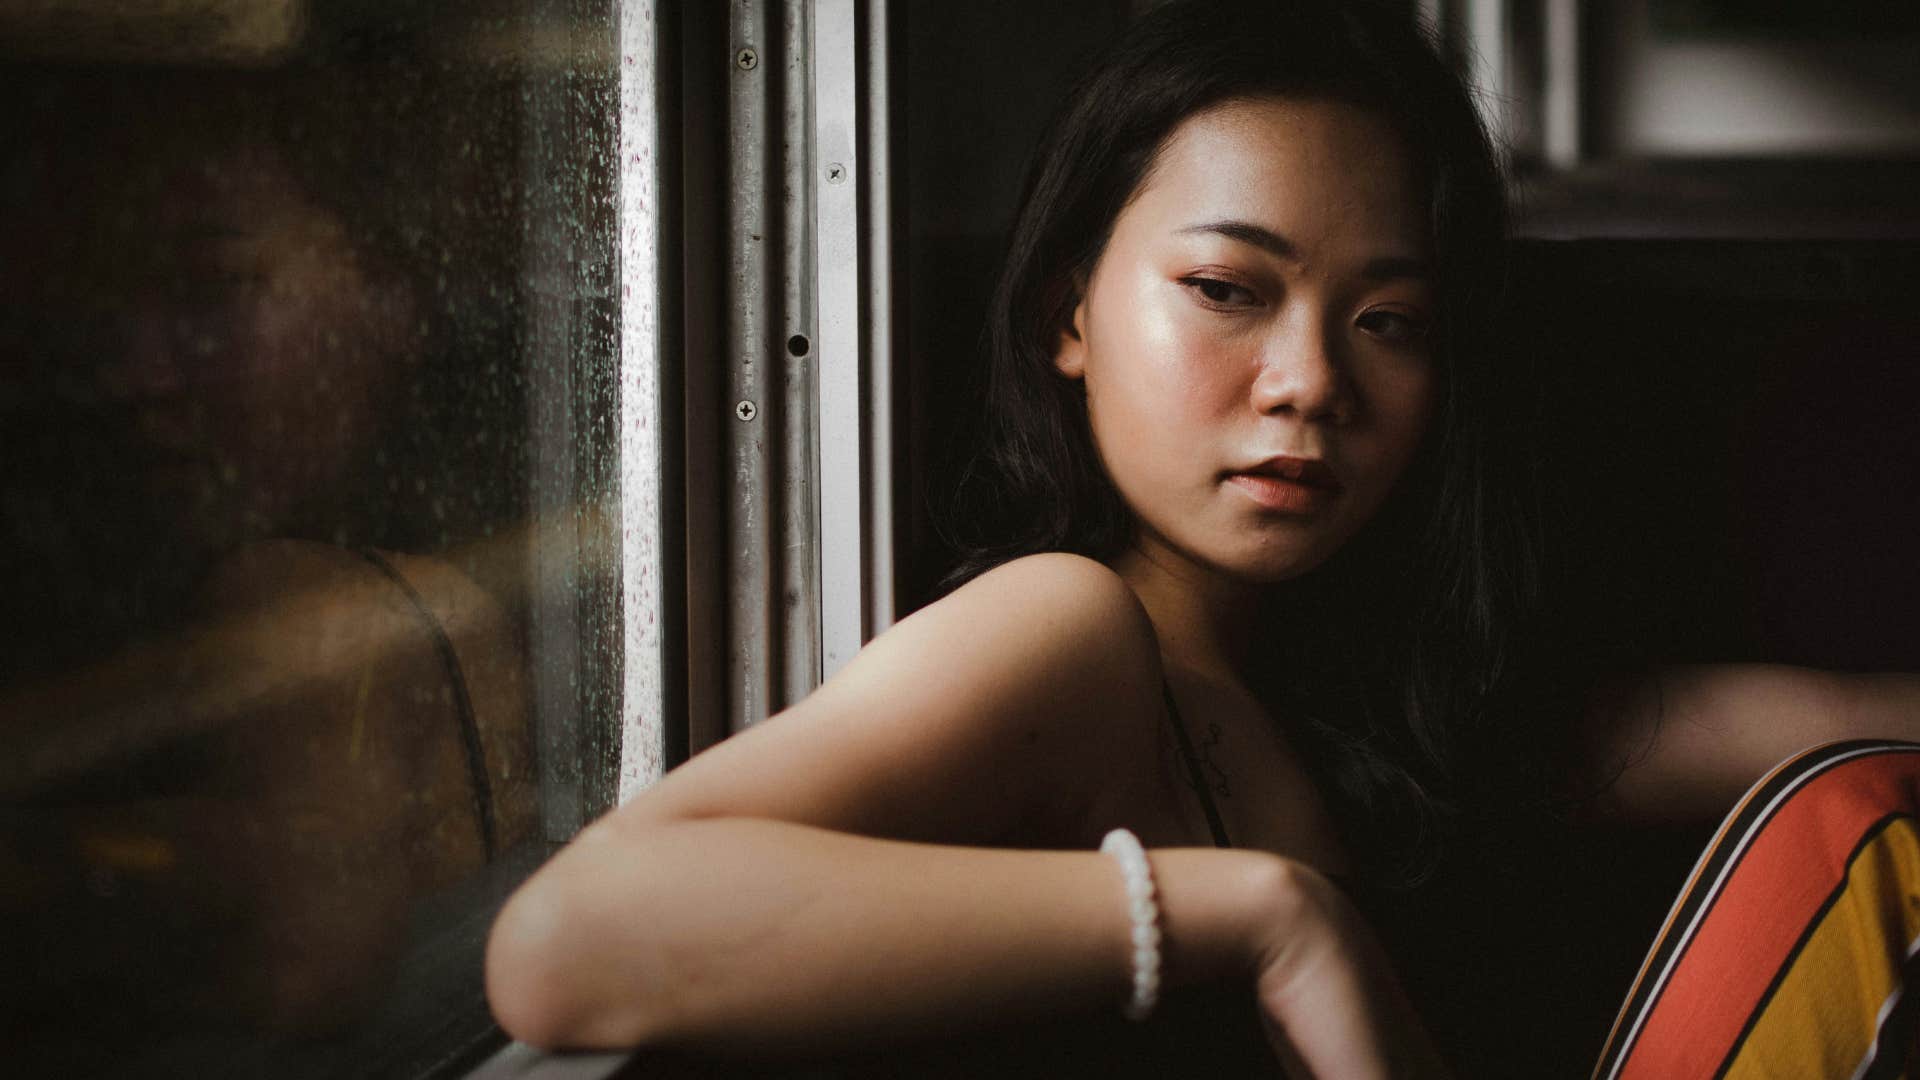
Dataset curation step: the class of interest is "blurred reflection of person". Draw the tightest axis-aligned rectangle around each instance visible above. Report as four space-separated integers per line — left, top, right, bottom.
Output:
0 70 536 1063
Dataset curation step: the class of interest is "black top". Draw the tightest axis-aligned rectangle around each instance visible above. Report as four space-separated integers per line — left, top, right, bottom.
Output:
1164 680 1233 850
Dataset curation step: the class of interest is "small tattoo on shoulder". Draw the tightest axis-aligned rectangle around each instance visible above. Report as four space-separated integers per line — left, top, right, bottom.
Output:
1195 722 1231 799
1167 713 1232 800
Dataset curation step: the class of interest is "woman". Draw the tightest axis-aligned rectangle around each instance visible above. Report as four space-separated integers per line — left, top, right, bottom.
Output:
486 2 1920 1075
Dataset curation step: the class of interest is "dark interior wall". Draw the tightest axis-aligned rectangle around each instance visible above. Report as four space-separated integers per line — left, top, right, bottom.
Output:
1420 238 1920 1077
1513 239 1920 675
899 0 1134 606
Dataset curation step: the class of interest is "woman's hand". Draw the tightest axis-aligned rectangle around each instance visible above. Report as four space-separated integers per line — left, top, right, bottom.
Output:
1235 858 1450 1079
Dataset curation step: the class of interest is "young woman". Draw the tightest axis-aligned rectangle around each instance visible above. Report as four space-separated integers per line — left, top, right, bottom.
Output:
486 2 1920 1075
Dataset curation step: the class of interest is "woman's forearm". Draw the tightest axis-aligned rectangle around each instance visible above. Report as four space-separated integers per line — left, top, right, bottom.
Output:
484 816 1283 1054
1586 665 1920 824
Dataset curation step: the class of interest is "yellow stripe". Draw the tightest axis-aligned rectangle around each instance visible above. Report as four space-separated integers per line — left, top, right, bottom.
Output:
1723 817 1920 1079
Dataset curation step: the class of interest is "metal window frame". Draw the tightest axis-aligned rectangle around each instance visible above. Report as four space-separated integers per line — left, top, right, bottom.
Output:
1541 0 1581 169
473 0 897 1068
813 0 896 682
615 0 680 802
1440 0 1585 170
813 0 861 680
611 0 902 794
704 0 826 746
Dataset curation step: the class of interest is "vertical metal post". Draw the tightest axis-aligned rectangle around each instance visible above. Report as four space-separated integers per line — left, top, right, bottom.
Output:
608 0 884 765
1543 0 1582 169
716 0 821 733
616 0 673 800
1417 0 1445 39
722 0 778 740
811 0 864 680
777 0 821 711
1464 0 1510 145
862 0 896 641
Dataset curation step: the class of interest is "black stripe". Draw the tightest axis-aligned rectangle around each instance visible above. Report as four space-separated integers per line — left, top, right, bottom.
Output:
1709 813 1910 1080
1855 938 1920 1080
1164 683 1231 849
1596 741 1920 1077
1850 937 1920 1076
354 548 497 862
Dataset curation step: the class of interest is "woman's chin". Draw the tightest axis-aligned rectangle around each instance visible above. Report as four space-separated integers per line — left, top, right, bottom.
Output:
1211 543 1340 586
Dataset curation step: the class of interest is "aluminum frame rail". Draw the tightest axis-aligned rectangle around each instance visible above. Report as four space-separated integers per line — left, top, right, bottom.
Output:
616 0 680 800
812 0 896 684
617 0 899 797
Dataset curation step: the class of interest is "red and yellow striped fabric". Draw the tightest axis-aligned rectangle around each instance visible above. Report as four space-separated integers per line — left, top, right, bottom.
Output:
1593 741 1920 1080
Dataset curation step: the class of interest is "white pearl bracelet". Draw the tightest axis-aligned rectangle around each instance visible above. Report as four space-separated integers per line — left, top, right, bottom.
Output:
1099 827 1162 1022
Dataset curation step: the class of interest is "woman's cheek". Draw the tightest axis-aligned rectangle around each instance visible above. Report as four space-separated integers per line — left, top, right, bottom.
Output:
1360 383 1435 512
1138 309 1225 397
1388 370 1438 465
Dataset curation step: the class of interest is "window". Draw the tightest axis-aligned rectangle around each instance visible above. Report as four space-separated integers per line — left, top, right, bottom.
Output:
1445 0 1920 236
1 2 625 1073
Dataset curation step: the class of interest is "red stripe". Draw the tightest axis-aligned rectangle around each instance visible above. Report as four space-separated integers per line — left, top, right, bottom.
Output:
1620 752 1920 1080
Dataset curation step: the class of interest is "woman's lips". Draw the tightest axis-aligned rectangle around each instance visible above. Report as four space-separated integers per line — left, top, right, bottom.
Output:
1226 472 1336 512
1224 457 1341 513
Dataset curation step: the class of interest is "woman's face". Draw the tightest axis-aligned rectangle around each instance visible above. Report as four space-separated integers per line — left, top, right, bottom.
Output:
4 127 406 565
1055 96 1436 585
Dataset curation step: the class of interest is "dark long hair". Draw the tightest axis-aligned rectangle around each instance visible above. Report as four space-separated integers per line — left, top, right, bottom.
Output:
940 0 1546 887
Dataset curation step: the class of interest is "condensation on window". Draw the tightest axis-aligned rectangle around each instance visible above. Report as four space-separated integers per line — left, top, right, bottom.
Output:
0 2 620 1073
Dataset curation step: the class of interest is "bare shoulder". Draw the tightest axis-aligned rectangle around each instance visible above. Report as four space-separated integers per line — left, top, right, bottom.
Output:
911 552 1161 666
616 552 1167 844
964 550 1145 600
807 551 1169 781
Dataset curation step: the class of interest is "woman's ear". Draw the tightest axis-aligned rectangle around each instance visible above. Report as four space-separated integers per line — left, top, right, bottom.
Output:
1052 290 1089 381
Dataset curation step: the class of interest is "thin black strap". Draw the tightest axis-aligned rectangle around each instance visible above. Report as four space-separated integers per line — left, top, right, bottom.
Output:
1164 682 1232 849
354 548 497 862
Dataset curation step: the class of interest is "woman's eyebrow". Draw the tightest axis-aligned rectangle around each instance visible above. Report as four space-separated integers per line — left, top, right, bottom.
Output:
1177 219 1433 282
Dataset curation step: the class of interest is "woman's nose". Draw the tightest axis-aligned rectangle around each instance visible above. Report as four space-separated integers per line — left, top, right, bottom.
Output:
1249 317 1351 422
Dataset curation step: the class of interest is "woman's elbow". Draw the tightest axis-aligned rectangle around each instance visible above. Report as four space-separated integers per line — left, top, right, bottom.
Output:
486 883 591 1048
484 854 670 1050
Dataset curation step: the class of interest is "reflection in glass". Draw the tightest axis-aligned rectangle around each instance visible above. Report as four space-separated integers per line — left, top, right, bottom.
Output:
0 5 617 1074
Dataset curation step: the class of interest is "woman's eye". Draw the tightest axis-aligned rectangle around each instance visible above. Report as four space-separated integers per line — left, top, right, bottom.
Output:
1356 308 1430 344
1179 276 1256 308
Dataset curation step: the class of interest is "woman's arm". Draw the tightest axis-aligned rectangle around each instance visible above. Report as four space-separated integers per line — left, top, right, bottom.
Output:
485 554 1444 1074
1585 664 1920 824
490 819 1444 1076
490 818 1272 1050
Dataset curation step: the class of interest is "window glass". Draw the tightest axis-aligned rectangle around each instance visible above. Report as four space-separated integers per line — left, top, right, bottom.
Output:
0 2 618 1073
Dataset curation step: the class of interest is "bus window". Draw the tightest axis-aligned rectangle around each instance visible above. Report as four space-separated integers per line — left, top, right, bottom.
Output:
1 3 624 1074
